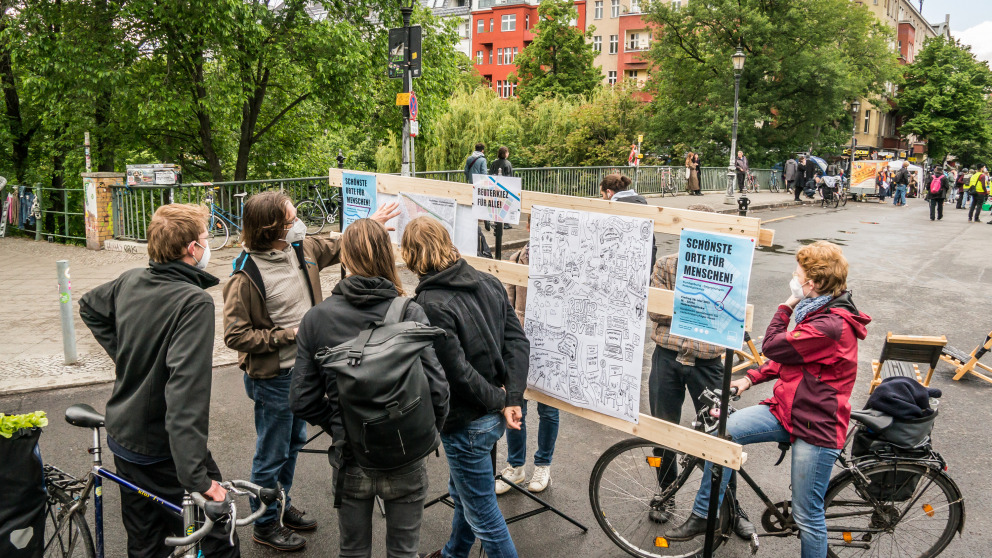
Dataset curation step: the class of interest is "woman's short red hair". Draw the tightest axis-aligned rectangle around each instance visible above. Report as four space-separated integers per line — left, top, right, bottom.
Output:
796 241 848 297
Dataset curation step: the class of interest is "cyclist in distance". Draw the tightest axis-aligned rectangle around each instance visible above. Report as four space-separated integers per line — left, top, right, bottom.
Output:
665 241 871 558
79 204 237 557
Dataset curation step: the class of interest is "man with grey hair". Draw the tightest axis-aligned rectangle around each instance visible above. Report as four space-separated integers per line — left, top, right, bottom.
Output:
644 203 754 539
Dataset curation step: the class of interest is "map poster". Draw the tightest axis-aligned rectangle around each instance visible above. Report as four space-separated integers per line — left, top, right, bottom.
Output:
523 205 653 424
341 172 377 231
671 229 756 350
472 175 522 224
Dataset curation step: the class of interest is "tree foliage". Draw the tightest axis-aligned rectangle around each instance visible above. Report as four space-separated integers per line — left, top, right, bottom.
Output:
509 0 600 104
898 36 992 166
643 0 902 166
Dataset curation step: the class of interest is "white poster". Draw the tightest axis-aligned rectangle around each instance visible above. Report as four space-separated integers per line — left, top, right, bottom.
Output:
379 193 478 257
472 175 522 224
523 205 653 423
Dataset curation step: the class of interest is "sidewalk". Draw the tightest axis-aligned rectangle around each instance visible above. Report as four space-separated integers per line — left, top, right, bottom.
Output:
0 189 801 395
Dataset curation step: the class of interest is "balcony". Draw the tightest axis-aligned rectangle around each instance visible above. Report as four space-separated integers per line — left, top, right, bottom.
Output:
621 50 649 66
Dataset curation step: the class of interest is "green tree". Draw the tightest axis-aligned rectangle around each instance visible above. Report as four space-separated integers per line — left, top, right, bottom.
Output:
509 0 600 104
898 36 992 166
643 0 901 166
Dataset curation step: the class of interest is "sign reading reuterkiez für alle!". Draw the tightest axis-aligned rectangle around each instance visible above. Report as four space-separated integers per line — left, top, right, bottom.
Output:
671 229 756 350
472 175 522 224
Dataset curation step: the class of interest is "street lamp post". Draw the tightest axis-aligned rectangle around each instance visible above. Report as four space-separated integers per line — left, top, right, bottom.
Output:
849 99 860 189
724 46 746 205
400 0 414 177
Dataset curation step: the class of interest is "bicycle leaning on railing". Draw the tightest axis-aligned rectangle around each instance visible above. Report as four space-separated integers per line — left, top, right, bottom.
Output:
42 403 285 558
203 187 247 250
295 183 340 235
589 388 965 558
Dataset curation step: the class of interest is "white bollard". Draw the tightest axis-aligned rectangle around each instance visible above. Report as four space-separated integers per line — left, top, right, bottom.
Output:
57 260 78 365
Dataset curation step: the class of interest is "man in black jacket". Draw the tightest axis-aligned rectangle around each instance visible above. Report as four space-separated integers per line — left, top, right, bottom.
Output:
926 166 950 221
401 217 528 558
794 155 808 202
79 204 237 558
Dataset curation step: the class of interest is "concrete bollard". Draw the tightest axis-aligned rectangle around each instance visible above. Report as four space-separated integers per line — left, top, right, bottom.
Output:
57 260 78 365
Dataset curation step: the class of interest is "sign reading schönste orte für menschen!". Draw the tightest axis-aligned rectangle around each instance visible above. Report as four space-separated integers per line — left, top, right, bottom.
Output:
342 172 377 231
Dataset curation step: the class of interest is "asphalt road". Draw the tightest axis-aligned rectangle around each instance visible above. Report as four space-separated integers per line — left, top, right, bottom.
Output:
3 197 989 557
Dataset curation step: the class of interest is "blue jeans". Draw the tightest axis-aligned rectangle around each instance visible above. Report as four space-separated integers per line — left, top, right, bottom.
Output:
893 185 907 205
441 413 518 558
691 405 840 558
244 369 308 526
507 402 559 467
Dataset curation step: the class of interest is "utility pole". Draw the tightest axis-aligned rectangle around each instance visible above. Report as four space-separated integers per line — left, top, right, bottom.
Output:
400 3 413 177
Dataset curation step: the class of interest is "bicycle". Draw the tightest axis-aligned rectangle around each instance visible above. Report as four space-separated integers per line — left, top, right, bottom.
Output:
738 171 759 195
42 403 285 557
768 172 780 193
656 168 679 198
295 184 340 235
589 388 964 558
819 177 844 209
203 187 247 250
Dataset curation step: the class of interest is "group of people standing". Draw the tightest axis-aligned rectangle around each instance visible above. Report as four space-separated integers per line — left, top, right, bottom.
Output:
918 165 990 222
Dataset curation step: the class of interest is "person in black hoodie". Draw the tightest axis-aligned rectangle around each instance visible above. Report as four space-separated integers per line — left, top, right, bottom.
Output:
79 204 238 558
601 173 657 269
401 216 528 558
289 218 448 558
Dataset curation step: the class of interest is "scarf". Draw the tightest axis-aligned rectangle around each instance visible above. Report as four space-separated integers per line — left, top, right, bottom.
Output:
794 295 832 324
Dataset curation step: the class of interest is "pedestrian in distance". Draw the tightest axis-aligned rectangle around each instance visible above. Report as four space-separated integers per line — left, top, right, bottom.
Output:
496 214 560 496
785 157 798 195
665 241 871 558
967 166 989 222
876 169 888 202
489 146 514 230
925 166 950 221
685 150 702 195
794 155 808 202
289 218 449 558
735 150 749 193
402 217 529 558
601 174 657 268
955 169 968 209
464 142 488 184
79 204 239 558
892 162 910 206
222 191 398 551
645 203 755 540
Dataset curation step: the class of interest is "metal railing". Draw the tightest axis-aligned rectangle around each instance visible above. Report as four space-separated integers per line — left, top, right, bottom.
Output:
1 182 86 243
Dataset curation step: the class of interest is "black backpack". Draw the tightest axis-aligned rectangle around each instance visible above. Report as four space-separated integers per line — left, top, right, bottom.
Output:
315 298 444 473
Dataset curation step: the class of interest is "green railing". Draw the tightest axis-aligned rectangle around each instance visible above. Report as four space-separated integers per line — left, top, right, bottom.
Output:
0 182 86 243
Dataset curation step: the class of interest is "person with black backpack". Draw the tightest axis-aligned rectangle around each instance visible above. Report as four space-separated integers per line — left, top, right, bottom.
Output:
401 216 529 558
289 218 449 558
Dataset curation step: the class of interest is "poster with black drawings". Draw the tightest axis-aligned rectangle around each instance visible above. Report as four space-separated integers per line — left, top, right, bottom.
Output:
523 205 653 423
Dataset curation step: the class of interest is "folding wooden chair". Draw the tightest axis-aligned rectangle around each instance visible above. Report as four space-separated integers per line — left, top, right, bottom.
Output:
732 331 766 374
868 333 947 394
940 330 992 386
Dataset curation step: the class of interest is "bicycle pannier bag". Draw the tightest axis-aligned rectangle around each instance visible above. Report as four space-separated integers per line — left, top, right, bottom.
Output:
0 427 45 558
316 298 444 472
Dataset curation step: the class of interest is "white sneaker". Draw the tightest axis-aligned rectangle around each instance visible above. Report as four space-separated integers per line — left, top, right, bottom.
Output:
495 465 526 495
527 465 552 493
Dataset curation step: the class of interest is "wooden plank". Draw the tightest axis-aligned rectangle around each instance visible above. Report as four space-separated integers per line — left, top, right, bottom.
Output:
886 333 947 346
329 168 775 246
525 388 745 469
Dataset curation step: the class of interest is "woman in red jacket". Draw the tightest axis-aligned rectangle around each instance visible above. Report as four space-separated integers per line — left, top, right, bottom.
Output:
666 241 871 558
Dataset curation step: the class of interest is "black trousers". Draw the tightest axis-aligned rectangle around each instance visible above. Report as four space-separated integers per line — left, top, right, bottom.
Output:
736 172 746 191
794 177 805 200
114 453 240 558
968 193 987 221
929 198 944 220
648 347 736 493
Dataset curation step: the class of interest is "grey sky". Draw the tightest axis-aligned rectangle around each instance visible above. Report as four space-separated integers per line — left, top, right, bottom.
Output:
919 0 992 62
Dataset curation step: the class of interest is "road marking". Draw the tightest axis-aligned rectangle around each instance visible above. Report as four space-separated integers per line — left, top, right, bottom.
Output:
761 215 796 224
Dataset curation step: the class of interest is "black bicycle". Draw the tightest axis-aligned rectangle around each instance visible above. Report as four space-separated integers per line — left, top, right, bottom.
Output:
295 184 340 235
589 389 964 558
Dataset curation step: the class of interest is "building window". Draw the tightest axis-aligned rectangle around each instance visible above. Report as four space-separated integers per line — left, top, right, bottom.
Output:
609 34 618 54
863 109 871 134
594 0 603 19
512 47 518 62
627 70 638 79
488 48 493 64
630 0 640 13
628 33 640 50
593 35 602 51
497 48 503 64
608 71 617 85
478 19 484 33
672 0 681 8
464 23 470 38
611 0 619 18
476 50 483 64
525 14 530 29
501 14 516 31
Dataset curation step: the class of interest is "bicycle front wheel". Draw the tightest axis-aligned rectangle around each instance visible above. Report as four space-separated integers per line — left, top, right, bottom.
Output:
824 461 963 558
296 199 327 235
44 492 95 557
207 216 229 250
841 192 848 206
590 438 731 558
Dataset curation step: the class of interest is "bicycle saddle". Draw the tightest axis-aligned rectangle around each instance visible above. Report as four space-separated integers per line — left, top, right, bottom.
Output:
849 410 894 433
65 403 105 429
233 192 247 198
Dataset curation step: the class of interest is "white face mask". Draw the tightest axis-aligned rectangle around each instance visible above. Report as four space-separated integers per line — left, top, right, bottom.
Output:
194 242 211 270
283 218 307 244
790 276 809 300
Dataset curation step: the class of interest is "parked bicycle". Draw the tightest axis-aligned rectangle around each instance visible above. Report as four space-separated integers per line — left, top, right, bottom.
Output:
656 168 679 198
768 171 779 193
295 184 340 235
739 171 760 194
589 388 964 558
43 403 284 558
819 176 847 209
203 186 246 250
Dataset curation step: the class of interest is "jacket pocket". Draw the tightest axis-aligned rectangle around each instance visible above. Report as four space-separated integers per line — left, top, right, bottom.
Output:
790 366 840 448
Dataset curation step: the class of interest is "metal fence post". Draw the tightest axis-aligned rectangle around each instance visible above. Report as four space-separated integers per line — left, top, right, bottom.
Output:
57 260 78 365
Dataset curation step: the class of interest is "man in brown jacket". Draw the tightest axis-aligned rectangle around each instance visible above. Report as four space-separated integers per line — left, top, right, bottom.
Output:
223 191 397 551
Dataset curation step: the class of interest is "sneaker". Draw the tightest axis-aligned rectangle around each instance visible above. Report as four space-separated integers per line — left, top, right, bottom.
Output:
282 505 317 531
253 521 307 552
495 465 526 495
527 465 552 493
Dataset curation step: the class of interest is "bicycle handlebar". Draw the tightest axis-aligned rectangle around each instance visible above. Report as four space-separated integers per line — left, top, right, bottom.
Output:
164 492 221 547
163 480 286 548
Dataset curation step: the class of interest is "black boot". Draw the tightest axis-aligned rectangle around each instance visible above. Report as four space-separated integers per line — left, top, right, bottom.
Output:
733 508 756 539
283 505 317 531
665 514 713 541
253 521 307 552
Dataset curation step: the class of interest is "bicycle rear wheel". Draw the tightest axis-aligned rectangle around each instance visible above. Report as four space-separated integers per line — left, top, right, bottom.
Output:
590 438 732 558
841 192 848 206
824 461 962 558
833 194 840 208
207 215 229 250
44 489 95 558
296 199 327 235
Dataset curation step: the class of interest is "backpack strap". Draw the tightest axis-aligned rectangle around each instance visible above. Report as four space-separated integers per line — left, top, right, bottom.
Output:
384 297 411 325
347 298 410 365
